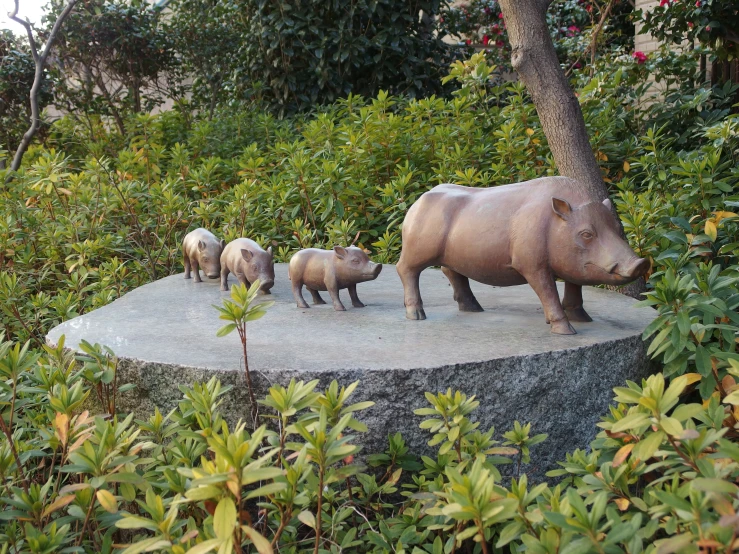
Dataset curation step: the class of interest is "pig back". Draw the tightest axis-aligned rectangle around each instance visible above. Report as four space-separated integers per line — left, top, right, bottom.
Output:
222 238 264 271
289 248 333 290
183 228 219 256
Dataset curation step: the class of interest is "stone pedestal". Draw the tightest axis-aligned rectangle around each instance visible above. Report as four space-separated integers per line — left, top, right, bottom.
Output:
47 264 656 480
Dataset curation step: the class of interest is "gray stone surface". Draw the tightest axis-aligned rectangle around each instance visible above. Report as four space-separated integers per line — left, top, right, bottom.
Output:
47 264 657 480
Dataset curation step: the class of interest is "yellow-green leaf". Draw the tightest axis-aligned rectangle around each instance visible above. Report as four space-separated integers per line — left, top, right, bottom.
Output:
213 498 237 541
96 489 118 513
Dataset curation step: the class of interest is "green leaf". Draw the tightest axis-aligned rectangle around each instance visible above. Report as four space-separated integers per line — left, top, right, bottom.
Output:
611 412 651 433
692 478 739 494
216 323 237 337
213 497 237 540
633 430 665 461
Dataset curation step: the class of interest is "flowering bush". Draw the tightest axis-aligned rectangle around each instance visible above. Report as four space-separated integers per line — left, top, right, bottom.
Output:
441 0 634 71
640 0 739 61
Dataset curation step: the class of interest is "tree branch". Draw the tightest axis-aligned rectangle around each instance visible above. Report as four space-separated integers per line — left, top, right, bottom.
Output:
6 0 79 177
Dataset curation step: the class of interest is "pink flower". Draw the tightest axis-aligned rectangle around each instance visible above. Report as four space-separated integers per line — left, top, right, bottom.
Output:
483 34 489 45
574 62 582 69
484 7 491 14
688 21 694 28
706 25 711 31
498 12 504 19
633 51 647 64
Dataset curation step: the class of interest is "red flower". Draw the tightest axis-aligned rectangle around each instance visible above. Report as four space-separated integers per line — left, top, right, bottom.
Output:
659 0 670 6
496 40 504 47
688 21 694 28
632 51 647 64
498 12 504 19
482 35 490 45
465 39 472 45
706 25 711 31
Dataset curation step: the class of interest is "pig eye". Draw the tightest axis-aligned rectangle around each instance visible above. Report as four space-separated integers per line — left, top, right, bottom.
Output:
580 231 594 240
352 259 360 265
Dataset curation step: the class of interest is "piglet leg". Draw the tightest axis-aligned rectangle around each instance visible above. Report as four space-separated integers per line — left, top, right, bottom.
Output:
348 284 365 308
293 281 310 309
327 285 346 311
192 260 202 283
525 271 576 335
220 266 230 291
562 282 592 322
307 287 326 305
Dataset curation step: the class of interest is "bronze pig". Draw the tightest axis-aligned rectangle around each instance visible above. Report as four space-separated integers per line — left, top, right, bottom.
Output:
289 246 382 311
183 228 226 282
220 238 275 294
397 177 649 335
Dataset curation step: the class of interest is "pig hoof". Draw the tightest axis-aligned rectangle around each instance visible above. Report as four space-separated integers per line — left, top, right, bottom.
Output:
333 305 346 312
405 307 426 320
297 303 310 309
352 301 365 308
457 299 484 312
550 319 577 335
313 299 326 305
565 307 593 322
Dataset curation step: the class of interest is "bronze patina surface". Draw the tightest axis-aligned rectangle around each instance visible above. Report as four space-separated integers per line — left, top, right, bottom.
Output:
289 246 382 311
182 228 226 282
220 238 275 294
397 177 649 334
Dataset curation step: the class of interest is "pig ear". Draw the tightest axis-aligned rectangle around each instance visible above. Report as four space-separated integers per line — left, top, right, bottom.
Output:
267 246 273 256
220 239 226 250
551 197 572 221
197 240 206 252
333 246 347 260
602 198 613 211
240 249 254 262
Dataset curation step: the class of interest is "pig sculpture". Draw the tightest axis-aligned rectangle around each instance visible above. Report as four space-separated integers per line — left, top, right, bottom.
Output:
289 246 382 311
220 238 275 294
397 177 649 335
183 228 226 282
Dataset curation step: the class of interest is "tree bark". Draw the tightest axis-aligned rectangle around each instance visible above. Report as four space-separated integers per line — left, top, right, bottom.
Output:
8 0 78 176
497 0 609 201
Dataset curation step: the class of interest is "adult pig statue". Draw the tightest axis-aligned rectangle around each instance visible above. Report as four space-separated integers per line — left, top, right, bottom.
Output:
183 228 226 282
220 238 275 294
397 177 649 335
289 246 382 311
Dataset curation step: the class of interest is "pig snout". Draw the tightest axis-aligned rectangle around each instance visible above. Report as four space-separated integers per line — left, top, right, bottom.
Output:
608 257 649 280
258 277 275 294
370 263 382 278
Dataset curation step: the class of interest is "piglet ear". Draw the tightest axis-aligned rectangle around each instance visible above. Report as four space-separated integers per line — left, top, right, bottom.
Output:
551 197 572 221
267 246 273 256
333 246 347 259
198 240 206 252
602 198 613 211
220 239 226 250
241 249 254 262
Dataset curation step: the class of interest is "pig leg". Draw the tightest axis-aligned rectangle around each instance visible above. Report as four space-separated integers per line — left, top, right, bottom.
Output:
220 266 230 291
184 251 191 279
562 282 593 322
192 259 202 283
326 281 346 311
292 280 310 309
441 267 483 312
525 271 576 335
396 260 426 320
307 287 326 305
348 284 365 308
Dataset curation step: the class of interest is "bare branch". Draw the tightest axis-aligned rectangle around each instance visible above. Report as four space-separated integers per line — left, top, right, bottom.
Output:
6 0 79 177
8 0 39 62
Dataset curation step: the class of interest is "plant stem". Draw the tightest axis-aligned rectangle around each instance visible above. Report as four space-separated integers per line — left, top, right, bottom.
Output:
314 467 324 554
77 496 96 547
239 326 259 427
0 416 28 494
478 523 489 554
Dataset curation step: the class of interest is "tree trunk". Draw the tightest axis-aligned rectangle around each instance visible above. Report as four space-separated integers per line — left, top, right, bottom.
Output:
497 0 608 202
7 0 78 177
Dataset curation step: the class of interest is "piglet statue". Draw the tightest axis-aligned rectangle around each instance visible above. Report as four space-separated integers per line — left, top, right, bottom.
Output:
183 228 226 282
397 177 650 334
220 238 275 294
289 246 382 311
